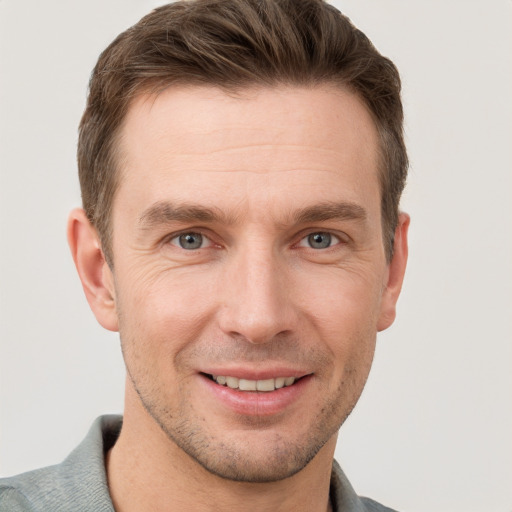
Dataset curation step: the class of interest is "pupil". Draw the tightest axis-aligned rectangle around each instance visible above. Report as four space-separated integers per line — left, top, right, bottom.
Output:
179 233 202 249
309 232 331 249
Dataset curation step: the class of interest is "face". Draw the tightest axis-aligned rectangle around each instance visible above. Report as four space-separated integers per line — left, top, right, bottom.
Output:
97 86 406 482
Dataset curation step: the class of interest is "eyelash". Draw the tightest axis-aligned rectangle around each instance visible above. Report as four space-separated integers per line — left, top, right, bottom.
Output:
168 231 213 250
166 230 346 251
296 232 342 250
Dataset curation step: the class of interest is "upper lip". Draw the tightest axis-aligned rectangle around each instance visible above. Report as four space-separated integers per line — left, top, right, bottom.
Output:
200 367 312 380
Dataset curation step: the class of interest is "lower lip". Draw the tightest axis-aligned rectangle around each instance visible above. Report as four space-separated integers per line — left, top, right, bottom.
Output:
200 374 312 416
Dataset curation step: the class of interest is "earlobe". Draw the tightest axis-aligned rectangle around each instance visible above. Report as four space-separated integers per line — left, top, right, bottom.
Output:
67 208 119 332
377 213 410 332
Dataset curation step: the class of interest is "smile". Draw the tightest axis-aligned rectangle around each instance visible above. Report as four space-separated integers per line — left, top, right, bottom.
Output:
210 375 297 392
201 372 313 416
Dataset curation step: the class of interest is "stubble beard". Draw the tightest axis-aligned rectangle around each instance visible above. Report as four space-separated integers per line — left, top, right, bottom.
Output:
123 342 370 483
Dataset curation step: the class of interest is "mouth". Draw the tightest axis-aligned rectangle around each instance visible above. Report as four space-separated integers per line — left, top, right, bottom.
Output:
202 373 305 392
200 371 313 416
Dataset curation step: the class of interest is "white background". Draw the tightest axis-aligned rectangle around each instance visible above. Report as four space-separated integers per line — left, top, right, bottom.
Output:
1 1 511 511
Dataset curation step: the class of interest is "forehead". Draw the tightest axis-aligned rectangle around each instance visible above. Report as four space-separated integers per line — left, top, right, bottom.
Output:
115 85 381 222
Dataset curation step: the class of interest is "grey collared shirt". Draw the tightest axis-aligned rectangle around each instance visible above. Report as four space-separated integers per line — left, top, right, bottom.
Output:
0 416 398 512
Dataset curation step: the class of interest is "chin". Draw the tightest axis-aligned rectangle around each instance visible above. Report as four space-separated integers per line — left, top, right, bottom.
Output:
151 409 338 483
175 430 329 483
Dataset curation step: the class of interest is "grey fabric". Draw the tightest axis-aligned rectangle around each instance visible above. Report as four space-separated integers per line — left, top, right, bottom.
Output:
330 461 398 512
0 416 119 512
1 415 398 511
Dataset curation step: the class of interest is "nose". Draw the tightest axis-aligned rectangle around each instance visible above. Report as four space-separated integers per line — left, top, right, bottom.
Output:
217 246 297 344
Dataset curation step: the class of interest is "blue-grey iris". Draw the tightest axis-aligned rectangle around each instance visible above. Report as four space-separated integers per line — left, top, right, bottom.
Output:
179 233 203 249
308 232 331 249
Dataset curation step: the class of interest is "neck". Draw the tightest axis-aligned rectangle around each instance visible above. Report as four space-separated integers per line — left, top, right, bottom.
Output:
106 393 336 512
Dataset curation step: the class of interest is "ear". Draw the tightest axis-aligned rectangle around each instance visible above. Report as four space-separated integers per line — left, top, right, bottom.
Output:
67 208 119 332
377 212 410 332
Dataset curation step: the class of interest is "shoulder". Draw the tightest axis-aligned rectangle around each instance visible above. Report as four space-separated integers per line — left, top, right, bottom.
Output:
0 464 61 512
0 486 33 512
359 496 399 512
0 415 121 512
331 459 400 512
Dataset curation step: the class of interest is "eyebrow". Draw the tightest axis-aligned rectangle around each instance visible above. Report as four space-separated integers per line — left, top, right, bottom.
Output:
293 201 367 224
138 200 367 230
138 201 235 229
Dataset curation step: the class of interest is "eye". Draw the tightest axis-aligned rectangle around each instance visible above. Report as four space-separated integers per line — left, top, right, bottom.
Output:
169 232 211 250
299 232 340 249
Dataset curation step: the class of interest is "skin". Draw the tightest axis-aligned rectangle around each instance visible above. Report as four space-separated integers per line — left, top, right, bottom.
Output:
68 85 409 512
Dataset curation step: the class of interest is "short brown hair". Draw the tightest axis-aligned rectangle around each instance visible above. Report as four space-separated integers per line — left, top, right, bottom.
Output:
78 0 407 264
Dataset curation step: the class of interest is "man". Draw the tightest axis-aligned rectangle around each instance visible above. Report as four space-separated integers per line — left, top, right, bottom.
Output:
0 0 409 510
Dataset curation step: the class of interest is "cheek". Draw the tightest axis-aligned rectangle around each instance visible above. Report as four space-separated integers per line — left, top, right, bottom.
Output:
114 265 218 375
297 266 384 332
118 258 218 322
295 268 382 375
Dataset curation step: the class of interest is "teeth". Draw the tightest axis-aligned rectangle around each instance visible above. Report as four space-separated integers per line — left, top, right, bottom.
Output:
239 379 257 391
284 377 295 386
256 378 275 392
212 375 297 391
226 376 239 389
275 377 285 389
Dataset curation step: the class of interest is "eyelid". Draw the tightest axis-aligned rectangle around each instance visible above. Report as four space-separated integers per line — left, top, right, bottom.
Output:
298 232 340 249
161 227 349 251
294 229 349 248
165 229 215 249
